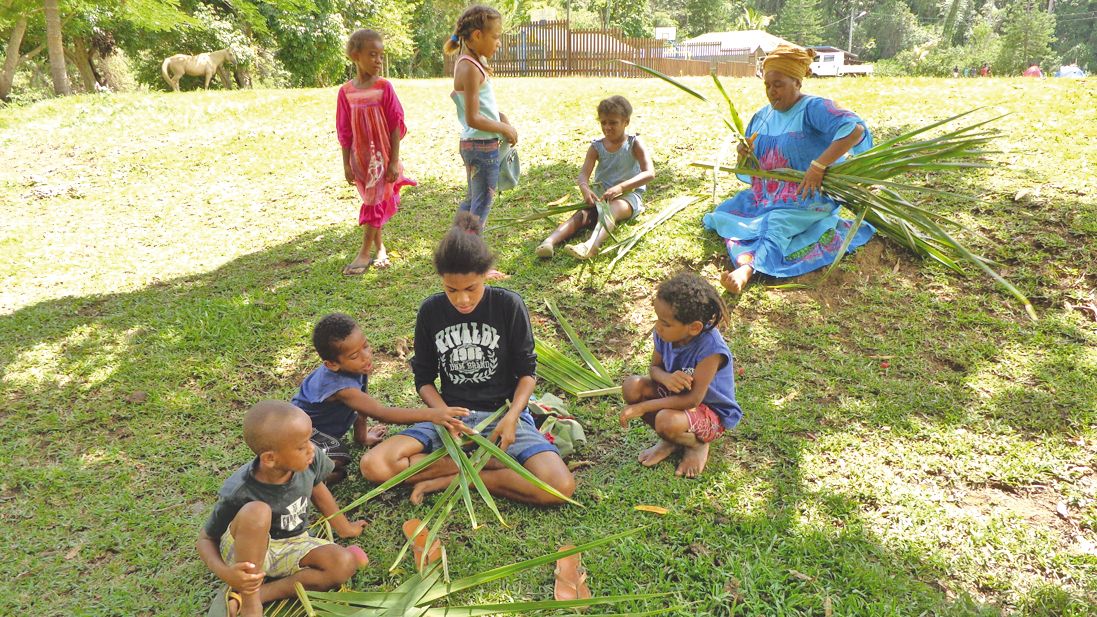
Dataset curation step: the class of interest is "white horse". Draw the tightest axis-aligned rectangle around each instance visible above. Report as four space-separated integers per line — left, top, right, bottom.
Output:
161 49 234 91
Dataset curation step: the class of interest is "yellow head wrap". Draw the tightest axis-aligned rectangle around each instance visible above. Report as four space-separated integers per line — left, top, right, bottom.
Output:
763 44 816 81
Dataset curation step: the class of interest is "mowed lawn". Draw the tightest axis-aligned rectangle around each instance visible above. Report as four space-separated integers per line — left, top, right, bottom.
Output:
1 76 1095 616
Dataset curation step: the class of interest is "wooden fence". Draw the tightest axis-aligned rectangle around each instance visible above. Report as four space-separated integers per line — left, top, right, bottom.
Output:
445 21 756 78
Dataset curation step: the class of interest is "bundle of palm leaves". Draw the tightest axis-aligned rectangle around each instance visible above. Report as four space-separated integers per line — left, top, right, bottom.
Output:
292 530 675 616
535 300 620 398
315 407 578 579
622 61 1035 320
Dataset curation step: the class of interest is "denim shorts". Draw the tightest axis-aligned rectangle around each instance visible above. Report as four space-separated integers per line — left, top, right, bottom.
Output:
458 139 500 226
398 409 558 465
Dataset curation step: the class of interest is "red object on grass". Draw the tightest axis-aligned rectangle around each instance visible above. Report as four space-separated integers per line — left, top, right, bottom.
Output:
880 361 890 369
736 366 745 378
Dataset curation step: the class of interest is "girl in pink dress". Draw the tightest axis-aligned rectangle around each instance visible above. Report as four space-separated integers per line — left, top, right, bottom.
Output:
337 29 416 275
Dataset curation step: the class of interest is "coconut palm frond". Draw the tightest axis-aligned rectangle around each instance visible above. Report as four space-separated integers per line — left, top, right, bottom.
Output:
487 200 590 230
302 530 676 616
598 196 701 273
535 339 618 397
632 61 1031 317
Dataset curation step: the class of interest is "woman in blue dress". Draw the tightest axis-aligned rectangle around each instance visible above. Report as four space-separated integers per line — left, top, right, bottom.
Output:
703 45 875 293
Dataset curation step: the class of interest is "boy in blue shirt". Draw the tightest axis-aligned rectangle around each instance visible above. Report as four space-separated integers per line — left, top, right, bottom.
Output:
293 313 471 481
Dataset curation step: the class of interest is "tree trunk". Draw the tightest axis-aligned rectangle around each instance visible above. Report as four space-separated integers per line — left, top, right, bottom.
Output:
1 16 29 101
70 36 96 92
43 0 70 95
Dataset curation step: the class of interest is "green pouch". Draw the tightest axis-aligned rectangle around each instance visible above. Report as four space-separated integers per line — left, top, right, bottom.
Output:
497 141 520 191
541 415 586 459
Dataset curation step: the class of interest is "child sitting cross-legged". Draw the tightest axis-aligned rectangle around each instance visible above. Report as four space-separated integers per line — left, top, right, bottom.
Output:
619 272 743 478
292 313 472 481
196 401 369 617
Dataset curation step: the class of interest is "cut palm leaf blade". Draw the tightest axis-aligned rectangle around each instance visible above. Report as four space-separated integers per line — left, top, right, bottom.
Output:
578 386 623 398
427 528 643 602
464 433 582 506
434 427 481 530
436 426 506 527
710 71 745 136
427 594 669 615
544 299 611 380
319 448 449 522
619 60 710 103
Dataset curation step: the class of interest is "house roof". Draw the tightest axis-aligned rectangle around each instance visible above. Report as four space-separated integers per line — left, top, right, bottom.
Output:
678 30 794 53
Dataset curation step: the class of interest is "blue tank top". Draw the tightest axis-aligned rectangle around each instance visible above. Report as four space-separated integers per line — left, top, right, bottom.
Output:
592 135 644 196
451 55 501 141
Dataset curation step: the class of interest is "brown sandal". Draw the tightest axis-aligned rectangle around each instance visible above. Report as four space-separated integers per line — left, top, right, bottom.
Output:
553 545 591 604
402 518 442 572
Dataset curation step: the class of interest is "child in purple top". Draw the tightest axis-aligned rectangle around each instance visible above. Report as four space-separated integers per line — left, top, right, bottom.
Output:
620 272 741 478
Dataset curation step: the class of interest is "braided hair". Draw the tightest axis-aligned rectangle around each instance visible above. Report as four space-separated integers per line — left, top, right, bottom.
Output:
656 272 727 332
434 212 495 275
443 5 502 56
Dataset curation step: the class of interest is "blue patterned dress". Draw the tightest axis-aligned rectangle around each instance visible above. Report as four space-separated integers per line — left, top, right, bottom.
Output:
702 95 875 277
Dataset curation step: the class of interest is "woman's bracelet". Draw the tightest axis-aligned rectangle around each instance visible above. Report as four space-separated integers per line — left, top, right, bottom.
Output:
810 160 827 172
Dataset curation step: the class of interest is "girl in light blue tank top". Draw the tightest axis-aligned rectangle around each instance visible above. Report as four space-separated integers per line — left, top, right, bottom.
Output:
536 96 655 260
444 6 515 280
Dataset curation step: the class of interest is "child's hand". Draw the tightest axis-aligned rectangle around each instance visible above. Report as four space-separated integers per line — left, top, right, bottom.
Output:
500 125 518 145
602 184 624 201
429 407 472 437
619 405 645 428
344 164 355 185
334 519 368 538
580 186 597 206
223 561 265 593
658 371 693 393
385 160 399 183
489 414 519 452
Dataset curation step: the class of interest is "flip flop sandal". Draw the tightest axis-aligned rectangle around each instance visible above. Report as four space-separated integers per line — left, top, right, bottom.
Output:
342 259 372 276
402 518 442 572
553 545 591 605
372 256 392 270
224 588 243 617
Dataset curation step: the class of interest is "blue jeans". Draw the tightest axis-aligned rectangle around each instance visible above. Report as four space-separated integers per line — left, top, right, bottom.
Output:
459 139 500 226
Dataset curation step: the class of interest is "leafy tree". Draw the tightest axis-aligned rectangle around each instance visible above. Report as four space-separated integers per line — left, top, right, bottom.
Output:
1052 0 1096 68
776 0 824 45
995 0 1056 73
859 0 925 59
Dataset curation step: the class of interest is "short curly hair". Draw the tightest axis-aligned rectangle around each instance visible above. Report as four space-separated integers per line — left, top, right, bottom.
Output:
597 95 632 120
656 271 727 331
346 29 382 58
312 313 359 362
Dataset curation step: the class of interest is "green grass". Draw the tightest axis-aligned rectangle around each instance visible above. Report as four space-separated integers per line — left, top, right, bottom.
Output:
1 77 1095 616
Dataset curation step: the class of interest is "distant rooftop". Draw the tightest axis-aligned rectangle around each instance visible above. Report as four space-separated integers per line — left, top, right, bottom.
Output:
678 30 794 53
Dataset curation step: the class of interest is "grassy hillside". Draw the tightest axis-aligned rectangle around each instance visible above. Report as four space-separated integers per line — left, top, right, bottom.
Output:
1 77 1094 616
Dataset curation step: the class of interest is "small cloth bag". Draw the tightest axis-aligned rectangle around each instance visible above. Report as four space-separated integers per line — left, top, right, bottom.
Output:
497 140 521 191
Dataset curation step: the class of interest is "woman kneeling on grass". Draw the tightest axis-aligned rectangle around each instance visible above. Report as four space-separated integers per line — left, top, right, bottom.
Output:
703 44 875 294
360 213 575 505
619 272 742 478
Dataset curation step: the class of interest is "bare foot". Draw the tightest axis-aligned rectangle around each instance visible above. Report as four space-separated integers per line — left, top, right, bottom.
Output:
354 422 387 447
720 265 754 294
409 475 454 505
675 443 710 478
486 269 509 280
638 439 678 467
535 241 554 258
